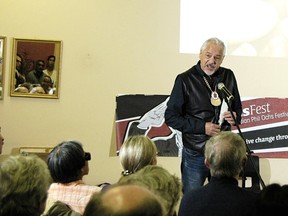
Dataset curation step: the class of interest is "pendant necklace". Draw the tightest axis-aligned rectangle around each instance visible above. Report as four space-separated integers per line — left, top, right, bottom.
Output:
203 76 221 107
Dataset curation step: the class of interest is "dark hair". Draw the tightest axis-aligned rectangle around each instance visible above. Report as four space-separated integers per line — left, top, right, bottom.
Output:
36 59 45 65
253 183 288 215
48 140 86 183
47 55 56 61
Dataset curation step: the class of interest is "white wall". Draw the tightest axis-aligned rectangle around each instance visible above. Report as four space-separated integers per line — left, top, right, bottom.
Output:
0 0 287 186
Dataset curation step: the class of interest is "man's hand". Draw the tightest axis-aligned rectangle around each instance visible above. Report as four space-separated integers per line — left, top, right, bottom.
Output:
223 111 237 125
205 122 221 136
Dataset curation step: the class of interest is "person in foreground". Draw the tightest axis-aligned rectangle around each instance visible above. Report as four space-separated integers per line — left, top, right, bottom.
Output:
0 154 52 216
83 184 165 216
178 131 259 216
252 183 288 216
118 165 182 216
165 37 242 194
44 140 101 215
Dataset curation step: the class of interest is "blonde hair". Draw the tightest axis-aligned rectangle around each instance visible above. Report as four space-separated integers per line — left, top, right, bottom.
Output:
118 165 182 216
119 135 157 175
0 154 52 215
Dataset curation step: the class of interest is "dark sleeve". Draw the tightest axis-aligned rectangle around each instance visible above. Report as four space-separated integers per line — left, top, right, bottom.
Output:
165 75 205 134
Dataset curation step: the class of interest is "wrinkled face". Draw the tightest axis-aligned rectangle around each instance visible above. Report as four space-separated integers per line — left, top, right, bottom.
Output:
199 42 224 75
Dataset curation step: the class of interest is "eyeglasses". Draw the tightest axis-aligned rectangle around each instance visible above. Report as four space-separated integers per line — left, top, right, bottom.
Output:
84 152 91 161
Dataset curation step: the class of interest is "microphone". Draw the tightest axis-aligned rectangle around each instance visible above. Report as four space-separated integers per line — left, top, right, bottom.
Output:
218 83 234 101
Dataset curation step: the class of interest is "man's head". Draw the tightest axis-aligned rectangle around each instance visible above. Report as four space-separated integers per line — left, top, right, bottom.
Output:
41 75 53 93
46 55 55 70
199 37 226 75
84 184 164 216
16 54 22 71
0 154 52 216
35 60 45 73
204 131 247 179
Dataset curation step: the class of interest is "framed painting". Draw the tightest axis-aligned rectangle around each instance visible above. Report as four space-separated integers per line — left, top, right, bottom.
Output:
0 36 6 100
10 38 62 99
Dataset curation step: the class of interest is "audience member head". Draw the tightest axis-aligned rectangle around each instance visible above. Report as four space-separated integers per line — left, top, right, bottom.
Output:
83 184 164 216
0 154 52 216
30 86 46 94
35 59 45 73
253 183 288 215
119 135 157 176
0 126 4 154
46 55 56 70
16 53 23 72
14 86 29 93
41 75 53 93
118 165 182 216
48 140 91 183
204 131 246 179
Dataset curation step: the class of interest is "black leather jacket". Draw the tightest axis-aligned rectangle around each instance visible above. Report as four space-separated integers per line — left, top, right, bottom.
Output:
165 61 242 154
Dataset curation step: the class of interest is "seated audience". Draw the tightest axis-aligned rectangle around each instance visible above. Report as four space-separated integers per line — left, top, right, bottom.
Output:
119 135 157 178
178 131 259 216
15 53 26 88
118 165 182 216
14 85 30 93
252 183 288 216
43 55 57 87
29 75 54 95
44 140 101 215
0 153 52 216
26 59 46 84
83 184 165 216
0 126 4 154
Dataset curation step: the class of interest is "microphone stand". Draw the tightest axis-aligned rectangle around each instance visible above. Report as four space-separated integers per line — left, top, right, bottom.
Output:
223 96 265 190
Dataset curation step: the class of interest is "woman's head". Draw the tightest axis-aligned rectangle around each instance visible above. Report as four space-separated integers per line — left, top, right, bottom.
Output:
48 140 90 183
119 135 157 176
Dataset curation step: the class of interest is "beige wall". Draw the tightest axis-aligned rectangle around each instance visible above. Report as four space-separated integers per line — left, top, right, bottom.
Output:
0 0 287 186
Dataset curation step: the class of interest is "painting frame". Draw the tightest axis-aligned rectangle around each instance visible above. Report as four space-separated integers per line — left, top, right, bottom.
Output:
10 38 62 99
0 36 6 100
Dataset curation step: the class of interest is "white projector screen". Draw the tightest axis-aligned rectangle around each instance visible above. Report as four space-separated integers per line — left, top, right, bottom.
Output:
180 0 288 57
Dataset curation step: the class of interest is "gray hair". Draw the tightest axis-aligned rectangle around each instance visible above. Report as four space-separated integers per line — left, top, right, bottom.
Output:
200 37 226 56
205 131 246 177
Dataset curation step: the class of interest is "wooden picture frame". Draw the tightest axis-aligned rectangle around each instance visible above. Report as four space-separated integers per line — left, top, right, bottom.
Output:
10 38 62 99
0 36 6 100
